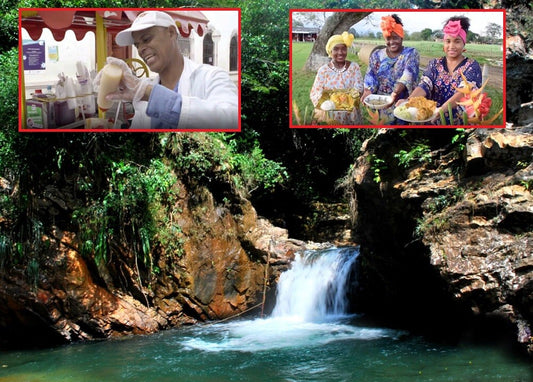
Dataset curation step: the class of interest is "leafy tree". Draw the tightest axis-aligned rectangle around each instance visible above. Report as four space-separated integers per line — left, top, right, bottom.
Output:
0 2 18 52
485 22 502 43
420 28 433 41
412 0 485 7
304 12 368 71
0 48 19 161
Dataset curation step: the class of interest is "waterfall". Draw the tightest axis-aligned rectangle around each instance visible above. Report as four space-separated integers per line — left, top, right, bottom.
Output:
180 246 399 353
271 246 358 322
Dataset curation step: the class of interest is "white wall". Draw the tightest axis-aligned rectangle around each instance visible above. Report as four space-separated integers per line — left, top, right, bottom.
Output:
132 10 239 77
202 10 239 73
22 28 95 99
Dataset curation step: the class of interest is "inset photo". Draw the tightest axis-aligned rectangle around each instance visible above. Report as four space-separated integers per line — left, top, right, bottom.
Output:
290 9 505 128
19 8 240 131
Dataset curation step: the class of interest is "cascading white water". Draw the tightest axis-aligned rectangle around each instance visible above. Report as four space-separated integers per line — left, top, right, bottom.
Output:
180 246 398 353
4 245 527 381
271 246 358 322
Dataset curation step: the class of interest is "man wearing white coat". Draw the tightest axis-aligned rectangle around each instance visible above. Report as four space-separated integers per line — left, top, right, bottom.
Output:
96 11 238 130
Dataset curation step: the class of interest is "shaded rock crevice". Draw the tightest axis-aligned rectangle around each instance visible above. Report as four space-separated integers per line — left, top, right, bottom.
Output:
350 127 532 356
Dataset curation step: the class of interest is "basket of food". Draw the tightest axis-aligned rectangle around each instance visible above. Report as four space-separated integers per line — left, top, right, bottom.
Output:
318 89 360 112
394 96 438 123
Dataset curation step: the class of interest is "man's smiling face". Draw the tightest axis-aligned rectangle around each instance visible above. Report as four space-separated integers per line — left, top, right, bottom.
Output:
133 26 177 74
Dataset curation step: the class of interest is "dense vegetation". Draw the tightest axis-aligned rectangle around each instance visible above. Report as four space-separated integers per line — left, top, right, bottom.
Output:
0 0 523 280
0 0 379 271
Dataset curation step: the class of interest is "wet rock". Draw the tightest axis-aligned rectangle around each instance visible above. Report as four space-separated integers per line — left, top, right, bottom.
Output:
351 127 533 356
507 35 527 57
0 180 309 346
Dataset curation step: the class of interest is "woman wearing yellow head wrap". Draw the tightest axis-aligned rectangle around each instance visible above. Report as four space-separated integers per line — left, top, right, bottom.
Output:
361 14 420 124
326 31 355 58
310 31 363 125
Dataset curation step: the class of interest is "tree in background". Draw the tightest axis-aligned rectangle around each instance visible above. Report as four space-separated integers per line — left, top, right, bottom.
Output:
304 12 368 71
420 28 433 41
485 22 502 44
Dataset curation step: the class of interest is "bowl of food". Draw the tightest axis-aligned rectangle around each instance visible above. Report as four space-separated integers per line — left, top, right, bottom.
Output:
363 94 393 110
393 97 438 123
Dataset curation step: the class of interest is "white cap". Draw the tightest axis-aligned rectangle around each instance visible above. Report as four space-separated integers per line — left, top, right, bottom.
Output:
116 11 178 46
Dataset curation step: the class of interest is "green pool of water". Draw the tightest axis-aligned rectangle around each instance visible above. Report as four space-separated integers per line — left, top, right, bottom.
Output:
2 248 530 381
1 317 531 382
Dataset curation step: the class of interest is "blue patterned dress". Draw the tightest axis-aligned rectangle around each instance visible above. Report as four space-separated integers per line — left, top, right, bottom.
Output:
418 56 482 124
364 46 420 123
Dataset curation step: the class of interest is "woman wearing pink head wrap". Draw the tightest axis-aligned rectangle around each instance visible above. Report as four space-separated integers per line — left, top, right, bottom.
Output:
401 16 482 124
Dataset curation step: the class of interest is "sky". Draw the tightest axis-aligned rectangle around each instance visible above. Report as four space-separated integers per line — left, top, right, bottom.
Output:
357 11 504 35
294 10 504 36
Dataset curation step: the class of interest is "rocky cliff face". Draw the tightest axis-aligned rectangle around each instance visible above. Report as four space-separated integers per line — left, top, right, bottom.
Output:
0 178 304 348
351 127 532 355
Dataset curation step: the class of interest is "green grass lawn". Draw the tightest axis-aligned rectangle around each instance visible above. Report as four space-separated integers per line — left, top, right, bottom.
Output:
292 41 504 127
356 39 504 66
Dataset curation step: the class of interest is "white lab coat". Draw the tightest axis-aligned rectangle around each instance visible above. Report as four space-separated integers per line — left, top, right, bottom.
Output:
131 57 238 130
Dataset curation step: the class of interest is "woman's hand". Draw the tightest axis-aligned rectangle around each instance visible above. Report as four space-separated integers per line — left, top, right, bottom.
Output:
394 97 407 107
361 88 372 102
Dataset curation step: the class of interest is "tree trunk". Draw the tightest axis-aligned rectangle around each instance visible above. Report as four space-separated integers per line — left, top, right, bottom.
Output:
303 12 369 72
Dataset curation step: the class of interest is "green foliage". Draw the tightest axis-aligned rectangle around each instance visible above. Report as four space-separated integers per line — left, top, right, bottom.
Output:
411 0 478 8
164 133 288 196
74 156 179 272
67 131 286 282
420 28 433 41
0 235 11 270
0 203 45 278
368 154 387 183
394 141 432 169
516 161 529 169
240 0 289 127
232 145 288 192
520 180 532 191
0 7 17 53
415 186 465 240
26 257 40 290
451 128 468 152
426 188 465 214
0 47 19 132
415 213 451 239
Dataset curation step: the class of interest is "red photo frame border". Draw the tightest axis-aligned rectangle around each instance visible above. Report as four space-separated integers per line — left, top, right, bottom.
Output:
289 8 506 129
18 7 242 133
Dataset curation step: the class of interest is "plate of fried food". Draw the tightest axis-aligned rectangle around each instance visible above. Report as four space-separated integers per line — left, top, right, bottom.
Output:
394 96 438 123
318 89 360 112
363 94 393 110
